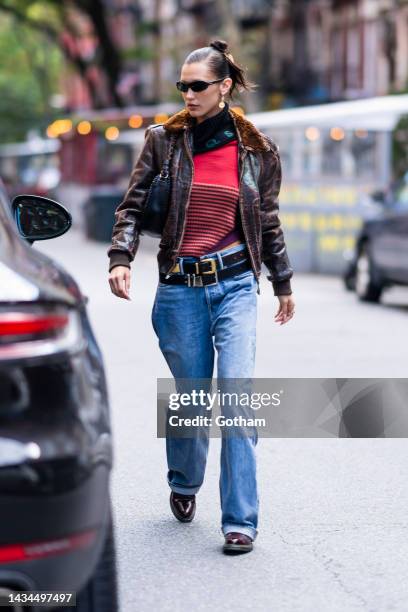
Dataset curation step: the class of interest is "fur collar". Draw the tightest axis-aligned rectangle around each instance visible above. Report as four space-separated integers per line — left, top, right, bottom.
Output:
163 107 273 153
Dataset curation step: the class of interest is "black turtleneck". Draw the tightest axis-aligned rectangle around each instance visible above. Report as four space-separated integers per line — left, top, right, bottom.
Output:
191 102 237 154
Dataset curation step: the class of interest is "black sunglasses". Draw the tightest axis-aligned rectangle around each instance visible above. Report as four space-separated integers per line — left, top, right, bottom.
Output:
176 78 226 93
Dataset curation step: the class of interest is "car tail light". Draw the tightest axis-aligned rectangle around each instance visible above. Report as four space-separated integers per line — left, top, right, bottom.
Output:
0 528 97 563
0 312 68 341
0 305 83 360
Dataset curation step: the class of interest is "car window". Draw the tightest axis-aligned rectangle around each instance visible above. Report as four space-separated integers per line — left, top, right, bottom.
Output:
394 183 408 210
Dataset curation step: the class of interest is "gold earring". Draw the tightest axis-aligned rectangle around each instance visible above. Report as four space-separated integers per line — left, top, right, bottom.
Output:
218 95 225 109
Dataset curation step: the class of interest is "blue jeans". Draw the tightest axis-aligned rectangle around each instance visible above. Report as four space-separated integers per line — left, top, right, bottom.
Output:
151 243 259 540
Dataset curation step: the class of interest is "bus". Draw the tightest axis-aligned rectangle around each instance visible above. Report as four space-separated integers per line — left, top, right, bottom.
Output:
248 94 408 274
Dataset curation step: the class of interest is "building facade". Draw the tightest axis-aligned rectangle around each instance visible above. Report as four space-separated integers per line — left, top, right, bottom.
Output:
59 0 408 112
266 0 408 108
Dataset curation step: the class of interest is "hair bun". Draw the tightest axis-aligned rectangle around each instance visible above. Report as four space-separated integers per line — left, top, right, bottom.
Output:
209 39 229 54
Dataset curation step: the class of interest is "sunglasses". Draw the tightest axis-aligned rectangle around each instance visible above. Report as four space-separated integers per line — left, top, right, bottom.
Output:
176 78 226 93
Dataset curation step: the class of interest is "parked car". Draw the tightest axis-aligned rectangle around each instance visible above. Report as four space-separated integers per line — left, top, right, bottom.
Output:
343 178 408 302
0 181 117 611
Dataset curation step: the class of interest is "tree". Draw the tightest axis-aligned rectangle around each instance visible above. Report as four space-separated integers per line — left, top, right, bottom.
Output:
0 0 126 110
0 10 62 141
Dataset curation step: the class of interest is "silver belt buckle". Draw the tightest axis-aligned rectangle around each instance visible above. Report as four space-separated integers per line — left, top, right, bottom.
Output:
187 273 203 287
186 272 220 287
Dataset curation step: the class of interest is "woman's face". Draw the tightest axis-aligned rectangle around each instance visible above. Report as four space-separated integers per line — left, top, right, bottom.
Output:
179 61 232 123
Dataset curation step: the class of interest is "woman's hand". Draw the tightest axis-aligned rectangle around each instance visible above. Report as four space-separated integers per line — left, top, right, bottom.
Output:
274 294 295 325
109 266 131 300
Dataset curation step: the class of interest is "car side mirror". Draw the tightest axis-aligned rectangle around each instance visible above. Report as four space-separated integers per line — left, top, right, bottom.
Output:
11 195 72 243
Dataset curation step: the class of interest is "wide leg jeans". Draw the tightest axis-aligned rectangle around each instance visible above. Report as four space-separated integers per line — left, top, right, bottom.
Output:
151 243 259 540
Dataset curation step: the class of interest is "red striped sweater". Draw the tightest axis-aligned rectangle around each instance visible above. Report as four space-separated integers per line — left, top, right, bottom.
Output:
178 139 243 256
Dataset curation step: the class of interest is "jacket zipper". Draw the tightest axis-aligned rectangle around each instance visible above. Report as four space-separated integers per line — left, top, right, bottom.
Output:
238 146 261 295
165 128 195 276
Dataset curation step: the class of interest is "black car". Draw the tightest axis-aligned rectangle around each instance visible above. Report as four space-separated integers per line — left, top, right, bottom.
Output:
0 184 117 611
343 178 408 302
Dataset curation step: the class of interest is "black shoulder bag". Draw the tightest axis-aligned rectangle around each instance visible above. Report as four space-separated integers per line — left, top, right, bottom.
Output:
140 133 178 238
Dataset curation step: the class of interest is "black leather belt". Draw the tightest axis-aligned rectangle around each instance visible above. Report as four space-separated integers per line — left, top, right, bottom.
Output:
159 249 252 287
172 248 248 274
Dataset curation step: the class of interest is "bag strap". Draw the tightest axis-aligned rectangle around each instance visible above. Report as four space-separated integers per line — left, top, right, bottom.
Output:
160 134 178 179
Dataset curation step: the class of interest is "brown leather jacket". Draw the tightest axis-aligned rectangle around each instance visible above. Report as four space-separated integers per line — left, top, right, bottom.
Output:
108 107 293 295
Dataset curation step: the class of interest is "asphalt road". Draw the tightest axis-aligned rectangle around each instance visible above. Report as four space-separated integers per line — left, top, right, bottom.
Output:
37 229 408 612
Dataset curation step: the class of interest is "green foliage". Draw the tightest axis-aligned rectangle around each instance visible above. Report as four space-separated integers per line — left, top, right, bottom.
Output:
0 10 63 142
121 20 160 63
135 19 160 36
120 45 155 62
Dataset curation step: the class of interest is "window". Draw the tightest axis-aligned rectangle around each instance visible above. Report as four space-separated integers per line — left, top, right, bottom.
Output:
394 183 408 210
351 131 377 179
322 130 343 176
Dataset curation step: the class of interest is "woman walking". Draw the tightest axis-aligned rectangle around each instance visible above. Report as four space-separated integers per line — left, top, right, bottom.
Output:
108 39 295 554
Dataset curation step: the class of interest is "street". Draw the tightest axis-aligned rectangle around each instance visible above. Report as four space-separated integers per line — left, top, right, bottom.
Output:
37 229 408 612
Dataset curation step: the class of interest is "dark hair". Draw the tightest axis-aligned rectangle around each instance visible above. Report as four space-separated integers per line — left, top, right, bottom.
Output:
184 39 257 100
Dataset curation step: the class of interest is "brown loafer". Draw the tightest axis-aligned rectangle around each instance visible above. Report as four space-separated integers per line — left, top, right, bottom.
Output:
169 492 196 522
223 532 253 554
